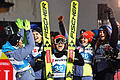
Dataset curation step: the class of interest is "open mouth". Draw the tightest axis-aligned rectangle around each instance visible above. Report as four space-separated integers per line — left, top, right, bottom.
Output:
58 45 62 47
35 37 38 40
100 36 105 38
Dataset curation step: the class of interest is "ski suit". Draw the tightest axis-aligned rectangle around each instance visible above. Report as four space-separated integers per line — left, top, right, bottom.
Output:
58 21 86 80
73 43 94 80
2 29 35 80
52 48 84 80
29 42 44 80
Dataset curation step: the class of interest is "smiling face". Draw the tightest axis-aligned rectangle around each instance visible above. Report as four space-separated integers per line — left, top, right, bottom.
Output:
54 36 66 51
56 43 65 51
99 30 107 41
32 31 42 43
81 36 89 46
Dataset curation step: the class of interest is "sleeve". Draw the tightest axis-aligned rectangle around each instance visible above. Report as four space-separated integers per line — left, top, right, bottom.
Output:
10 29 35 61
76 38 80 47
108 8 118 49
17 28 24 41
59 21 69 41
73 49 84 66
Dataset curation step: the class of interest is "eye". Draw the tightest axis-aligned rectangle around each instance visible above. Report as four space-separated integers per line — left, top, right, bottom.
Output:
36 33 38 35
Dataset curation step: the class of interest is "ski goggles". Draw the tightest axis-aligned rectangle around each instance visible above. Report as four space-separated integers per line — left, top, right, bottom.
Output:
55 38 67 44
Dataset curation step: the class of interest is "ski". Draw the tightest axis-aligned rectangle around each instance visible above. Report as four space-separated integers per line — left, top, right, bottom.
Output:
66 1 79 80
40 1 53 80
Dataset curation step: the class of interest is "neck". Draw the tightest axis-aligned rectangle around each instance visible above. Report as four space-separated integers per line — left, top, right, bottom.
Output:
38 40 42 43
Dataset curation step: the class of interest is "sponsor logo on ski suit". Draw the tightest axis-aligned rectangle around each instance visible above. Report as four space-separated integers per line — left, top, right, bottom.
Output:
52 54 67 78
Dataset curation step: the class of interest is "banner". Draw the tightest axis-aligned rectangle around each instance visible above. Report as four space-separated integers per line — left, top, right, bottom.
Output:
0 52 14 80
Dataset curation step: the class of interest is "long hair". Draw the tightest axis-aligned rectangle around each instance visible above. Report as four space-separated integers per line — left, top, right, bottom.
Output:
95 25 110 49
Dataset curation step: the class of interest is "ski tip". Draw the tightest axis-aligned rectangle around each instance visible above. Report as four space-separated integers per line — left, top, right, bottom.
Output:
71 0 79 5
40 1 48 5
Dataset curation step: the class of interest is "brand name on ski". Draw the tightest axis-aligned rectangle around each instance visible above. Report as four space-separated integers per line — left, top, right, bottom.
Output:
46 50 51 63
69 49 73 62
71 2 77 39
42 3 49 40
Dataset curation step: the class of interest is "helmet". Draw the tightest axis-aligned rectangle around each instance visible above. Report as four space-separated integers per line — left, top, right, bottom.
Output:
8 34 21 46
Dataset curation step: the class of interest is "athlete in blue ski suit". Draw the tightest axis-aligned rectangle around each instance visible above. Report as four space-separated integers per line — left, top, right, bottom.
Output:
74 31 94 80
2 19 35 80
29 25 44 80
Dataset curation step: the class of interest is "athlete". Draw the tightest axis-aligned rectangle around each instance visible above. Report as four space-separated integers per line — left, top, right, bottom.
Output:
74 31 95 80
29 25 44 80
2 19 35 80
52 34 84 80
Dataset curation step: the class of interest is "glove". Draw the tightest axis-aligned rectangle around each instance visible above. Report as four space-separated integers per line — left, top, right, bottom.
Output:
58 16 64 22
24 19 31 31
74 51 84 66
41 51 46 60
16 18 24 29
105 7 114 19
74 49 79 53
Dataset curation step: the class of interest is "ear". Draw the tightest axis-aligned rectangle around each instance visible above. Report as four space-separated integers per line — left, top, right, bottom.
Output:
53 44 55 49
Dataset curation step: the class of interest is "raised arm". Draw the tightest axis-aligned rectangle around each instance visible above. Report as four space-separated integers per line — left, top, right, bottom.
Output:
58 16 68 41
107 8 118 49
9 20 35 61
16 18 24 40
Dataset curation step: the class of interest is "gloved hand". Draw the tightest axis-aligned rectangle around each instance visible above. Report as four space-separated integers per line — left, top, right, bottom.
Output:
74 50 84 66
16 18 24 29
105 7 114 19
58 16 64 23
24 19 31 31
41 51 46 60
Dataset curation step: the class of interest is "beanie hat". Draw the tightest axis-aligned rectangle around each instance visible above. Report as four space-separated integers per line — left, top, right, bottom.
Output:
31 24 39 29
81 31 94 42
99 25 108 31
32 27 42 35
8 34 21 46
106 25 112 36
99 24 112 36
91 29 98 38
